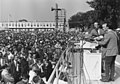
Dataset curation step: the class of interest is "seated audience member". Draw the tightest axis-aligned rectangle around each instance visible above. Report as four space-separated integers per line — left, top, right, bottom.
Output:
32 76 45 84
36 59 45 78
0 52 6 67
20 56 29 77
9 56 21 84
43 59 53 81
16 74 29 84
1 64 14 84
29 64 38 84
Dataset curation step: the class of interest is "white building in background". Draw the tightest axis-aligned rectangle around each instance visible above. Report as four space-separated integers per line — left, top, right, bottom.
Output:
0 21 65 32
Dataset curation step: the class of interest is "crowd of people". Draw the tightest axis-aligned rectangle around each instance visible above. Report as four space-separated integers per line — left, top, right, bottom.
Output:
0 30 74 84
0 21 119 83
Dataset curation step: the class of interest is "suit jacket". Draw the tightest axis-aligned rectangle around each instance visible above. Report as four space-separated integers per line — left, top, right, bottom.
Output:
20 58 29 76
28 58 34 65
43 61 53 81
98 30 118 56
89 28 105 41
90 29 98 37
9 61 21 78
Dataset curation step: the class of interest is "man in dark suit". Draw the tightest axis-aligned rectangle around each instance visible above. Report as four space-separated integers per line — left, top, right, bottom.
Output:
89 22 105 40
20 56 29 77
97 23 119 82
9 56 21 83
43 59 53 81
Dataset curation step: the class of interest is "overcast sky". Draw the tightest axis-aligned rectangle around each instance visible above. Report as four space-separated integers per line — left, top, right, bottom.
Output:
0 0 92 22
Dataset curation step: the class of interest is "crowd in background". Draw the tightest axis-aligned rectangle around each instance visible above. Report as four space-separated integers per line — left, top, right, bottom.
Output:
0 30 75 84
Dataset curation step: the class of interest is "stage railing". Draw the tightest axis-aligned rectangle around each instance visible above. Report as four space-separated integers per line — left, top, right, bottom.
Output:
47 47 70 84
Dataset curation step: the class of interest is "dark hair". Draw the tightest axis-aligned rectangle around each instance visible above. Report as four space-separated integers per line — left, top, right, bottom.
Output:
103 22 113 29
3 64 9 69
33 76 40 83
106 23 112 29
0 52 3 58
22 74 29 80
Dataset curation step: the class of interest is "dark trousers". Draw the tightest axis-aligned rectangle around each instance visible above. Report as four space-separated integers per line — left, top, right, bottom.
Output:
104 56 116 80
101 58 105 73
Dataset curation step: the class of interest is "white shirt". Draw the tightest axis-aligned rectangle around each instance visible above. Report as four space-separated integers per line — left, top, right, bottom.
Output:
29 70 37 84
1 69 8 76
55 43 62 49
1 69 14 84
8 52 14 60
0 58 5 66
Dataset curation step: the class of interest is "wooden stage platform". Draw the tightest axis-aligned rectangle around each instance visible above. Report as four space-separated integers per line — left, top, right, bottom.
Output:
81 66 120 84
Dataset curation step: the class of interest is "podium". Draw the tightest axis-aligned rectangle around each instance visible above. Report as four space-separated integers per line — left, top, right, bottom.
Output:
71 41 102 81
83 52 101 80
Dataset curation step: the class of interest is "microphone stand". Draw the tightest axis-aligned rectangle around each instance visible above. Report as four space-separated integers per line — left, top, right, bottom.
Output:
79 34 85 84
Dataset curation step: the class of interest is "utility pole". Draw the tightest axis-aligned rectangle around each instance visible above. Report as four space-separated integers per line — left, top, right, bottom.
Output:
63 9 66 32
55 3 58 30
51 3 61 31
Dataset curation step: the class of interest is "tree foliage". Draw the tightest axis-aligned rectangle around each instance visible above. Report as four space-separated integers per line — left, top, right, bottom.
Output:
68 12 83 28
69 0 120 29
68 10 97 28
87 0 120 29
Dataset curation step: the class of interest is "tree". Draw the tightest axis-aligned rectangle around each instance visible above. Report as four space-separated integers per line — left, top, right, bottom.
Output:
87 0 120 29
68 10 97 28
68 12 83 28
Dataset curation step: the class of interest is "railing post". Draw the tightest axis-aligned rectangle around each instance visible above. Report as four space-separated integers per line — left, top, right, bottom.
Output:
47 48 68 84
56 67 59 84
